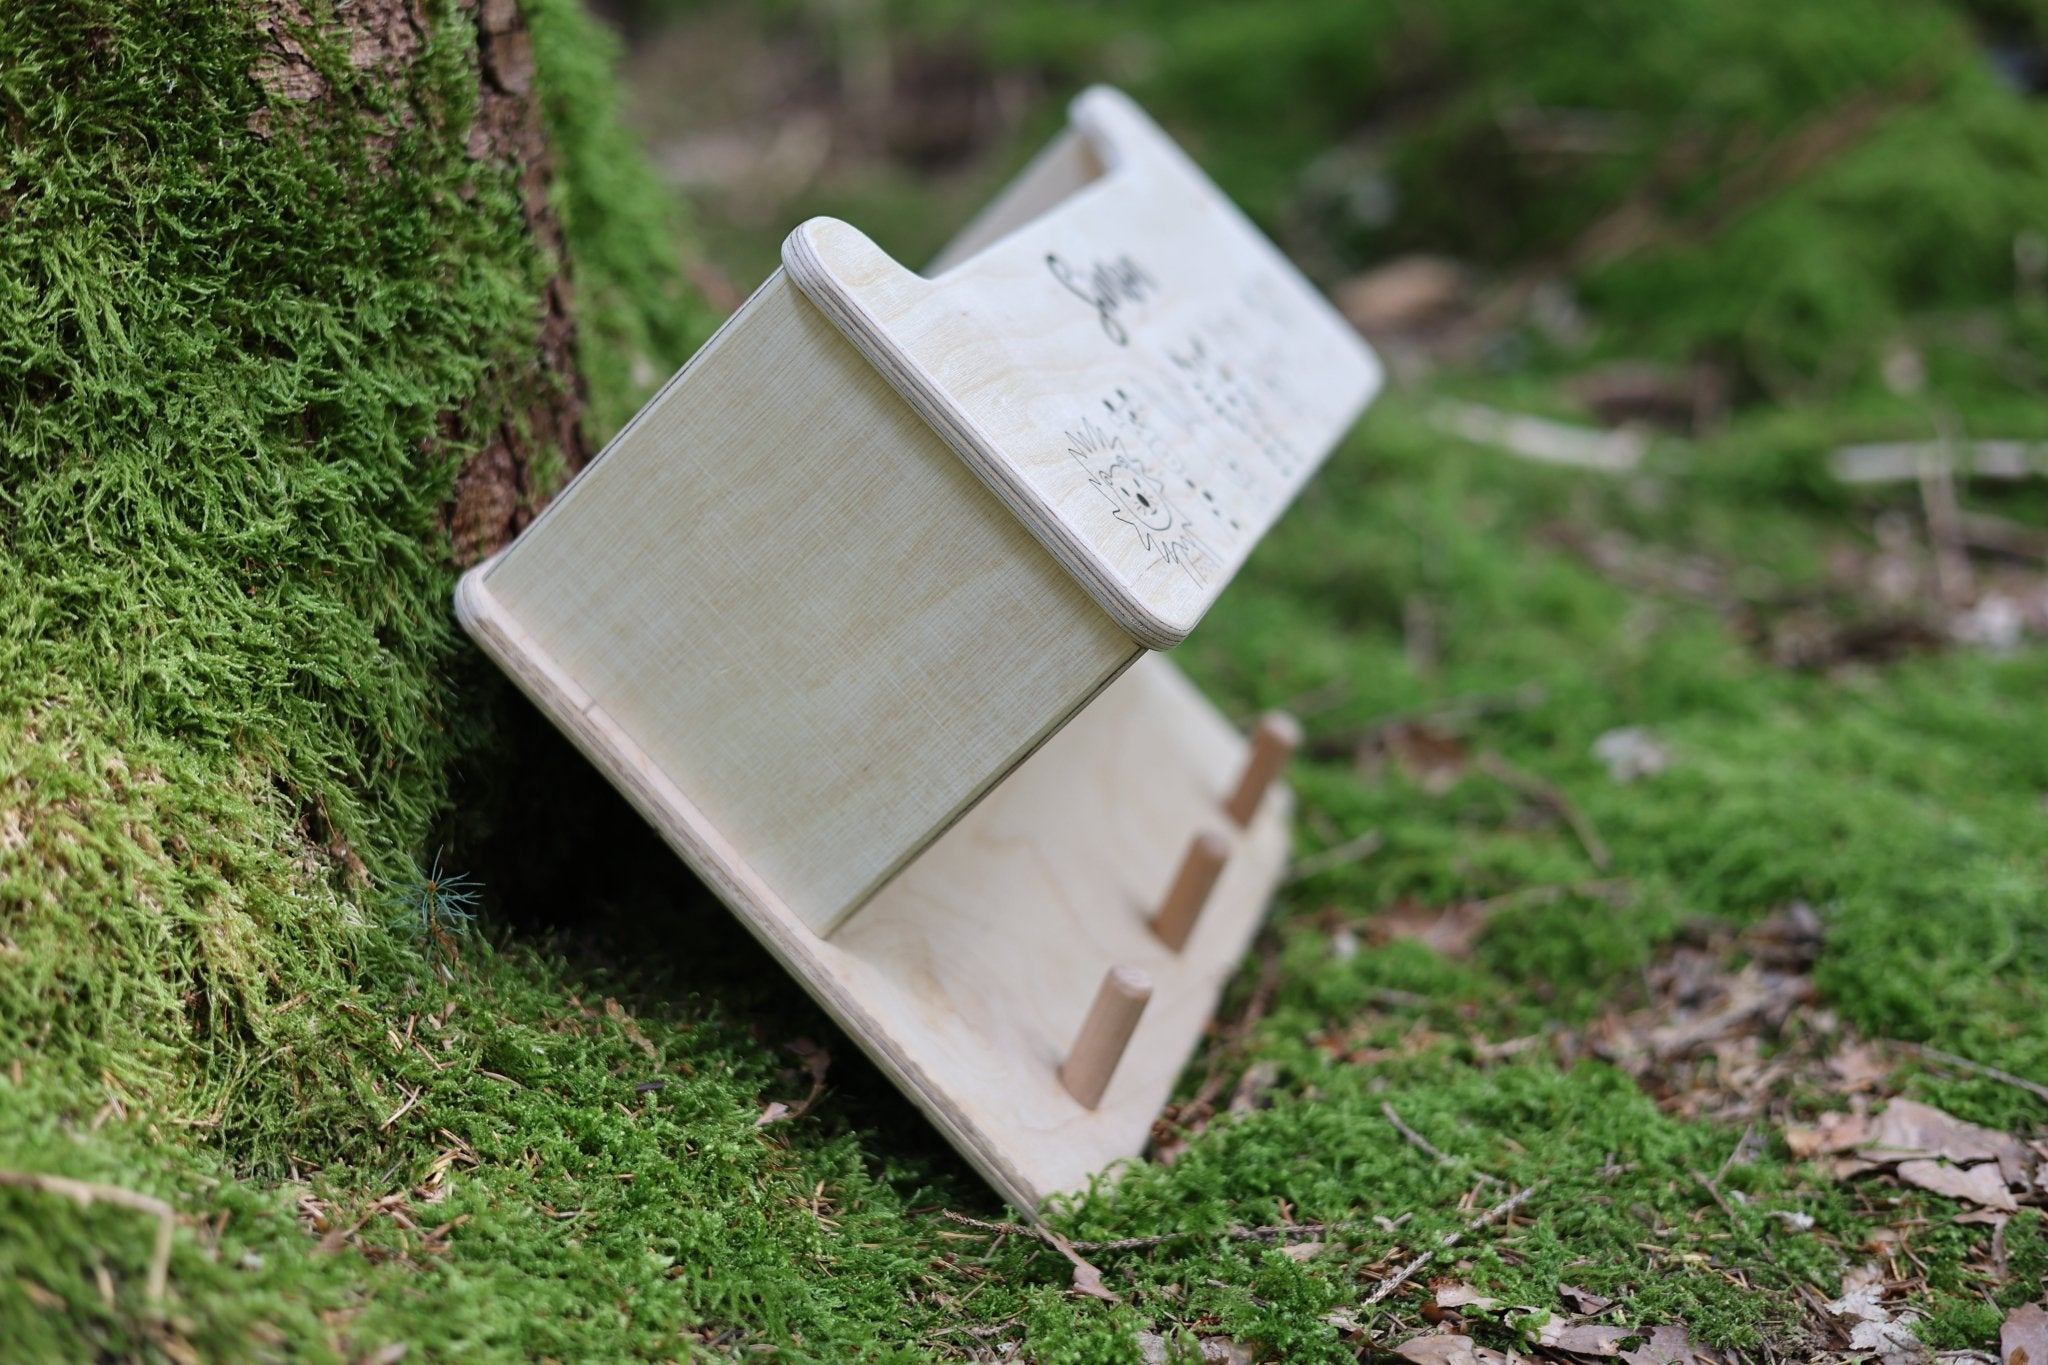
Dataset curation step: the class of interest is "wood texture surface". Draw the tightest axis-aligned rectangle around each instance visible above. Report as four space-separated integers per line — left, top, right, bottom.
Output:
459 570 1292 1207
785 86 1382 649
478 273 1136 931
451 86 1351 1207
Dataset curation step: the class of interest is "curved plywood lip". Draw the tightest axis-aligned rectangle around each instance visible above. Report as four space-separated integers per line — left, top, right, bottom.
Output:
784 86 1382 650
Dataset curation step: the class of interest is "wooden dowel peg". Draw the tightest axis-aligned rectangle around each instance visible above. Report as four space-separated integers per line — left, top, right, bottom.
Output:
1151 829 1231 951
1059 966 1152 1109
1225 711 1301 826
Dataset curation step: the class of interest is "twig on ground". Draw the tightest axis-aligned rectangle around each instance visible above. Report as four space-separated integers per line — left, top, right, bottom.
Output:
1361 1181 1545 1309
1714 1125 1759 1184
1689 1168 1777 1266
0 1169 175 1305
1432 401 1645 472
1479 753 1612 870
1909 1044 2048 1107
932 1209 1344 1254
1919 424 1973 608
1831 439 2048 485
1382 1102 1453 1166
380 1084 424 1130
1956 510 2048 562
1288 829 1384 884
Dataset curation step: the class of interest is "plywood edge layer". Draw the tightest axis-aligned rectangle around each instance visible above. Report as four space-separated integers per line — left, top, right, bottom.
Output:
781 224 1190 652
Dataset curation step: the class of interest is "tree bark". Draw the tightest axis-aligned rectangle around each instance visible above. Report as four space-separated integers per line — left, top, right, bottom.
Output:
251 0 593 566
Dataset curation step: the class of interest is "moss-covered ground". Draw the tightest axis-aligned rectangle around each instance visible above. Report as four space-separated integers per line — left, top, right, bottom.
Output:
4 0 2047 1360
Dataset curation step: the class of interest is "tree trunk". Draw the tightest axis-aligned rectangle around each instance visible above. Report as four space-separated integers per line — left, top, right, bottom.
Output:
0 0 703 1177
251 0 594 565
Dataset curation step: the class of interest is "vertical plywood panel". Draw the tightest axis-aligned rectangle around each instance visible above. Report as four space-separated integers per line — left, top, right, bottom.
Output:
482 274 1137 931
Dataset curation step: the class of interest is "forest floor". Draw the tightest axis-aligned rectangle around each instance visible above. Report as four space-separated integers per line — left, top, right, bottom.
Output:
7 1 2048 1361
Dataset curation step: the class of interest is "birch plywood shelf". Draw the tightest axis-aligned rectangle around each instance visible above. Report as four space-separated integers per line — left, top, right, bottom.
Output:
457 86 1381 1213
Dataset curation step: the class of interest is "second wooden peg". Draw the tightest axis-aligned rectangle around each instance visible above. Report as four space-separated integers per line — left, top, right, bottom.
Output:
1225 712 1302 826
1059 966 1152 1110
1151 829 1230 951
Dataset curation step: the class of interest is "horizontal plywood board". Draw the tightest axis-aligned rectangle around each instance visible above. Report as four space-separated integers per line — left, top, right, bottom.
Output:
458 578 1292 1208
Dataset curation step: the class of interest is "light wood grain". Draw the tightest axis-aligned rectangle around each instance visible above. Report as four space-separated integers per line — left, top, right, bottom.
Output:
477 272 1137 932
924 125 1103 275
785 86 1382 649
458 579 1292 1210
827 654 1290 1205
451 86 1364 1208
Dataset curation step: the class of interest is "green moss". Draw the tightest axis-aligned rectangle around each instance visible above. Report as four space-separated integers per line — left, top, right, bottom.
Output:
5 0 2047 1358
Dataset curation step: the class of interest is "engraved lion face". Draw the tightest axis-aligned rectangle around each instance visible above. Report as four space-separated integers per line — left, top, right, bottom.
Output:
1100 456 1174 533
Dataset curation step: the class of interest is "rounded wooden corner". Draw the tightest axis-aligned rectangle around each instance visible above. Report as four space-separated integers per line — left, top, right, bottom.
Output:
1064 85 1159 177
451 559 502 636
782 217 925 296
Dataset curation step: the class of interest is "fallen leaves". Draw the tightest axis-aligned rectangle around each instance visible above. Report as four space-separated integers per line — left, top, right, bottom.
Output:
755 1037 831 1127
1435 1284 1503 1312
1365 881 1633 965
1135 1329 1253 1363
1393 1335 1515 1365
2003 1302 2048 1365
1559 1286 1614 1316
1824 1264 1932 1365
1583 903 1842 1124
1413 1281 1726 1365
1787 1097 2040 1213
1618 1324 1719 1365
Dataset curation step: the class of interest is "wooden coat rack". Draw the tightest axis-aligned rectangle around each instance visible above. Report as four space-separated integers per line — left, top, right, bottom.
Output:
458 87 1381 1212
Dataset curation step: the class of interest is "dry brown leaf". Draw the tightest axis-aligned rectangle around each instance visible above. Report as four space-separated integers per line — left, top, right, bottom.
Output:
1336 256 1471 335
1373 897 1496 959
755 1038 832 1127
1540 1320 1634 1356
1067 1258 1119 1304
1827 1266 1931 1365
1228 1060 1281 1115
1393 1334 1514 1365
1279 1240 1325 1262
2003 1302 2048 1365
1567 362 1707 434
1369 722 1473 795
1560 1284 1616 1315
1796 1098 2034 1208
602 997 658 1061
1865 1099 2033 1185
1785 1110 1872 1158
1895 1158 2018 1212
1846 1317 1932 1365
1136 1330 1254 1364
1824 1041 1894 1092
1620 1325 1718 1364
1436 1284 1503 1311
